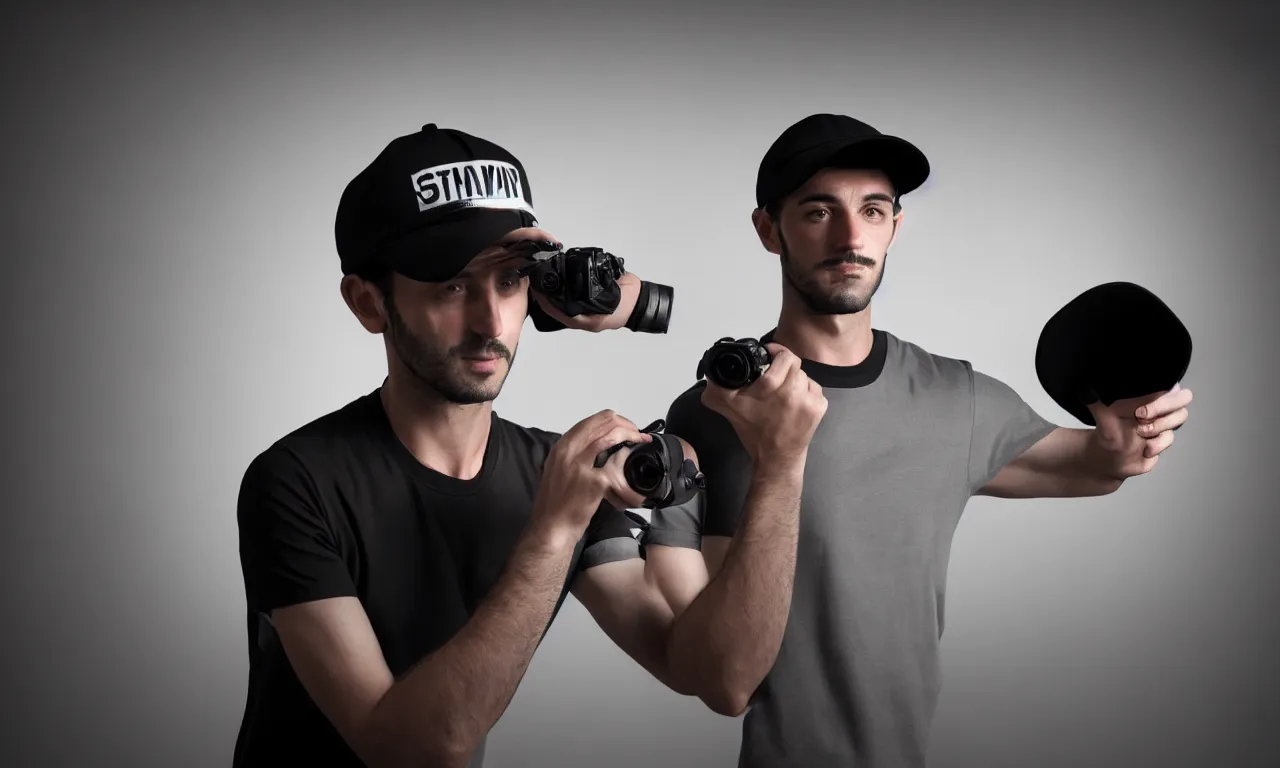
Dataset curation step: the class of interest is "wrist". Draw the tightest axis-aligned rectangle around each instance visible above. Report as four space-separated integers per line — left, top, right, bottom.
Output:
625 280 673 334
749 448 809 480
525 509 586 553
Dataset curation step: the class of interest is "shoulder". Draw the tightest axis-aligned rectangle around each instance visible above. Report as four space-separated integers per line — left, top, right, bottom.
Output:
664 380 740 447
242 392 383 488
491 413 561 460
881 331 977 390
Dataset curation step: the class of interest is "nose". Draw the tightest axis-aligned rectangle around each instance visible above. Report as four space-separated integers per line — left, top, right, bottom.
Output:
828 209 865 253
467 284 505 340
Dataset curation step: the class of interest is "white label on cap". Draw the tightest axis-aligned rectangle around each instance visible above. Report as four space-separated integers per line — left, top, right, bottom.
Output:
410 159 533 216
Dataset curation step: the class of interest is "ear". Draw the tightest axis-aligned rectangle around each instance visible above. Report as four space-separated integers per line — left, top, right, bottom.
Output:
340 273 389 334
887 208 906 251
751 208 782 256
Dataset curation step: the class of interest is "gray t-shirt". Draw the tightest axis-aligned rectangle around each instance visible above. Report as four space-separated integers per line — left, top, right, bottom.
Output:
646 329 1057 768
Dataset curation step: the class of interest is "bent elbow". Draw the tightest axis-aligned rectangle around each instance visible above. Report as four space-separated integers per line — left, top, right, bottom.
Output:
363 716 475 768
700 686 751 718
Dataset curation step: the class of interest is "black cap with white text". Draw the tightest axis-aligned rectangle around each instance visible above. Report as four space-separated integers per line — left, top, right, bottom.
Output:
335 123 539 282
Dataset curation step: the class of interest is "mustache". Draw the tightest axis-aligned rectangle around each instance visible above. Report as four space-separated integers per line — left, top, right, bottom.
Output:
452 335 512 361
816 252 877 269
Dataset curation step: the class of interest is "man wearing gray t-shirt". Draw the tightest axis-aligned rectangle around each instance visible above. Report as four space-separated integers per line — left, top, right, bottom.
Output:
642 114 1195 768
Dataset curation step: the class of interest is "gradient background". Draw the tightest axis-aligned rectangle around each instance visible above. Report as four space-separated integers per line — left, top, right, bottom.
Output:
4 1 1278 766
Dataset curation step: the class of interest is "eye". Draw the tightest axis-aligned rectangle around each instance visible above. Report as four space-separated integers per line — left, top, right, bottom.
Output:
441 283 464 296
805 208 830 221
864 207 887 220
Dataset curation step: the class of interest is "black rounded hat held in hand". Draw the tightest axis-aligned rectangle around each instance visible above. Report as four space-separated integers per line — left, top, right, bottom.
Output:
1035 282 1192 426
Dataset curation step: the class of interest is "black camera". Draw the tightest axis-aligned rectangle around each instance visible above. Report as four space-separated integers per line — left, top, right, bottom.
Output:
594 419 705 509
511 240 673 334
697 337 772 389
517 245 626 316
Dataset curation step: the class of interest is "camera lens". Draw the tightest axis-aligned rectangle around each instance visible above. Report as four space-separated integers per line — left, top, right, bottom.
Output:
625 453 665 495
539 272 561 292
712 352 749 388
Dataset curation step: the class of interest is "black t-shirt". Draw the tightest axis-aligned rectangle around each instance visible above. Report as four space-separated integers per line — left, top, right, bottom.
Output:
232 388 641 767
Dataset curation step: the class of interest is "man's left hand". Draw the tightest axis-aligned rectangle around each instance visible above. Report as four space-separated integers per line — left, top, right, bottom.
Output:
1085 383 1193 480
531 271 642 333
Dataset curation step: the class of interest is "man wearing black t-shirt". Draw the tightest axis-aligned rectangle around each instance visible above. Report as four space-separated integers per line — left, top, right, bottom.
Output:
232 124 829 768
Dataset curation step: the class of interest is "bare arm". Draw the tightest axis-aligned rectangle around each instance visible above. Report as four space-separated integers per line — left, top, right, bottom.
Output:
571 423 805 715
273 518 580 768
978 380 1192 499
977 427 1124 498
570 557 695 695
660 460 805 716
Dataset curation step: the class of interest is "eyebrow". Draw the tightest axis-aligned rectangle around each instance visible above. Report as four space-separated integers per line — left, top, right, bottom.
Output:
450 263 525 281
795 192 895 207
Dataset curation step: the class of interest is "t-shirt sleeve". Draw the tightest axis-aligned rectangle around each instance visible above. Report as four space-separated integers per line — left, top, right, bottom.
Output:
967 365 1059 495
237 446 358 614
579 502 643 569
645 384 754 549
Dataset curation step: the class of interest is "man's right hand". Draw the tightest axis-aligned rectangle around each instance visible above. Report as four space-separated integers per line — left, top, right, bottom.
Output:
533 409 653 536
700 343 828 463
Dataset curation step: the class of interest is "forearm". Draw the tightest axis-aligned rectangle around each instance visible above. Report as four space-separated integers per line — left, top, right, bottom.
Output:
666 458 805 715
368 517 580 766
983 428 1124 498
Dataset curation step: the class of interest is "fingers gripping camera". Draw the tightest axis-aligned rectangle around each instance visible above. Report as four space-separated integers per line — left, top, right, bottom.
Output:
697 337 773 389
514 241 673 334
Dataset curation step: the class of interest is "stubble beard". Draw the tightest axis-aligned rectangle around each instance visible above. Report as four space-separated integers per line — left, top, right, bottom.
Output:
779 230 887 316
384 295 516 405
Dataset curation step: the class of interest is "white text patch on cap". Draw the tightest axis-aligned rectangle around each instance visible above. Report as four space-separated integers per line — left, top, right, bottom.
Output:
411 159 533 216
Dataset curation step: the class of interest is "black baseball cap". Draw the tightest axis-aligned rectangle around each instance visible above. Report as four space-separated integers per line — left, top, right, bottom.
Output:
755 113 931 209
335 123 540 283
1035 282 1193 426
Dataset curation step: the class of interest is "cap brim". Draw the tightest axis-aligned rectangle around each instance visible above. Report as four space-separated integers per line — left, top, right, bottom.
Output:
1035 282 1192 426
828 136 931 197
382 208 528 282
775 135 931 204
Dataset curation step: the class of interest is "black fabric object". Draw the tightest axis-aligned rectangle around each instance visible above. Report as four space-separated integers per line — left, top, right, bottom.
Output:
625 280 673 334
755 113 931 209
335 123 539 283
1035 281 1192 426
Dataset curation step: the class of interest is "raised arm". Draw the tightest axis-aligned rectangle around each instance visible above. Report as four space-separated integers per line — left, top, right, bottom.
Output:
238 411 651 768
627 345 826 716
972 369 1191 499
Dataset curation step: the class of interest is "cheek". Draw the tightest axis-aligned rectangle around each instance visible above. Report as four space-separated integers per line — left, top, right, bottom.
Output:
785 228 828 265
501 292 529 337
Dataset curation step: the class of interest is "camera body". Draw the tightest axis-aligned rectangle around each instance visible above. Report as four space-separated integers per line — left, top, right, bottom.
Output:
697 336 773 389
518 245 627 317
593 419 704 510
512 239 673 334
622 432 704 509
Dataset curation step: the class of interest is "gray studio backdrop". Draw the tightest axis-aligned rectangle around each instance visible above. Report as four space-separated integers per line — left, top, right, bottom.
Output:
4 1 1278 766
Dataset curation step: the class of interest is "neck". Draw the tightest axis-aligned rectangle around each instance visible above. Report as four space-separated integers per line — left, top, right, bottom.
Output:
772 293 876 367
380 368 493 480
